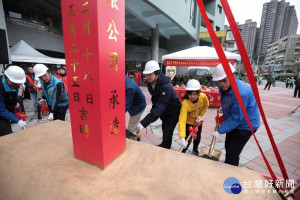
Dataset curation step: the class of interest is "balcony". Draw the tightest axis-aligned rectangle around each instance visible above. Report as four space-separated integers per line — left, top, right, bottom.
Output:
6 16 63 36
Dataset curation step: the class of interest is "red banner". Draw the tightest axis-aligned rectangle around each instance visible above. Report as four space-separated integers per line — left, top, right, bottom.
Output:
164 59 235 67
61 0 125 169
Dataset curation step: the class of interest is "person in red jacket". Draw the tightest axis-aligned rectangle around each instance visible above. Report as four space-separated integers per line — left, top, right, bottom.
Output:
24 66 38 116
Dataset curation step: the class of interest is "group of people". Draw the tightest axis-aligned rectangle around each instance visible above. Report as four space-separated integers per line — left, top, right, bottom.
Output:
1 60 262 167
126 60 260 167
285 77 295 89
127 70 144 86
0 64 69 137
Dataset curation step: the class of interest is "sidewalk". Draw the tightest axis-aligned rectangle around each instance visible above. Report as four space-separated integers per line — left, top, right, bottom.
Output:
12 83 300 182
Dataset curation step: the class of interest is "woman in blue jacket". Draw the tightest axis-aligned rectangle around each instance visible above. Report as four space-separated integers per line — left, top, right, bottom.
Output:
137 60 181 149
33 64 68 121
212 63 260 166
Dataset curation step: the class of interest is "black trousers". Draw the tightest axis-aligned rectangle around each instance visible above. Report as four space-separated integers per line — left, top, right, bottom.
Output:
264 82 271 90
185 123 203 152
53 105 68 121
0 118 13 137
159 114 180 149
224 129 254 166
294 87 300 98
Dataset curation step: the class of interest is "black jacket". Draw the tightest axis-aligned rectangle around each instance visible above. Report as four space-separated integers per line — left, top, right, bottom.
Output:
0 75 18 112
295 78 300 88
140 73 181 127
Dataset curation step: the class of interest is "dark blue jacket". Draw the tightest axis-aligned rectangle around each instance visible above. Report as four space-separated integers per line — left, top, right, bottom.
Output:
125 76 146 116
0 76 20 123
217 78 260 134
140 73 181 127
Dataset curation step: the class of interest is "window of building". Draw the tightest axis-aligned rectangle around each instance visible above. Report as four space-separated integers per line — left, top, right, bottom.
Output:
190 0 197 28
216 26 220 31
217 5 222 14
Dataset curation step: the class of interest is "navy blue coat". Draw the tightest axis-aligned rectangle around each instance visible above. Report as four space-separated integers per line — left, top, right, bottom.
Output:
125 76 146 116
140 73 181 127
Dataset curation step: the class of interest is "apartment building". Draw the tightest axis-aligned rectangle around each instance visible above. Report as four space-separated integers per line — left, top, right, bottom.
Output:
264 34 300 76
257 0 298 56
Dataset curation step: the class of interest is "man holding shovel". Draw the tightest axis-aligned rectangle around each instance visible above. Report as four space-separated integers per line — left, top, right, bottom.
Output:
212 63 260 166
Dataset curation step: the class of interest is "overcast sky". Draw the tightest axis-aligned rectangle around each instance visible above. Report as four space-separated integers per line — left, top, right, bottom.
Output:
224 0 300 34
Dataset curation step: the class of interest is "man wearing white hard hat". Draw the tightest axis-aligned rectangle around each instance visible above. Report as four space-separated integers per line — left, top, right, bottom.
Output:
0 65 27 136
33 64 69 121
212 63 260 166
137 60 181 149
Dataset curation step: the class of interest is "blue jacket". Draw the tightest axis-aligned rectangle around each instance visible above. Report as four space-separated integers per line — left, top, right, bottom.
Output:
125 76 146 116
140 73 181 127
218 78 260 134
40 75 68 111
0 76 20 123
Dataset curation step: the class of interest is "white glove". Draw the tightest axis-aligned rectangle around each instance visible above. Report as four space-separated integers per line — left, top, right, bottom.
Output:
18 120 27 128
181 138 187 147
39 99 46 104
48 113 54 120
218 107 223 113
137 123 144 132
212 131 220 139
196 115 202 123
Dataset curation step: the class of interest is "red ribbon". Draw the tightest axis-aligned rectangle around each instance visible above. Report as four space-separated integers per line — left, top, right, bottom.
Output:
38 101 50 113
14 106 27 121
196 0 287 189
220 0 289 188
215 109 225 125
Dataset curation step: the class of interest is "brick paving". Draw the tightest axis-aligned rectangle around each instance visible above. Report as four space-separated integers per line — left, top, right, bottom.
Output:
11 81 300 183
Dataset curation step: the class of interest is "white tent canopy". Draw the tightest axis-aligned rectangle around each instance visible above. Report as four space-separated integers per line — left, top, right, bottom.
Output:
162 46 241 62
188 67 211 71
10 40 65 65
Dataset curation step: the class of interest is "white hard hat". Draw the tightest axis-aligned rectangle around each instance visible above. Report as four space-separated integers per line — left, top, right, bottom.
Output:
143 60 160 74
186 79 201 91
4 65 26 84
33 64 48 77
212 63 235 81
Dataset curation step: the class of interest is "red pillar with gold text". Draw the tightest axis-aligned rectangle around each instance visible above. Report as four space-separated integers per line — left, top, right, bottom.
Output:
61 0 125 169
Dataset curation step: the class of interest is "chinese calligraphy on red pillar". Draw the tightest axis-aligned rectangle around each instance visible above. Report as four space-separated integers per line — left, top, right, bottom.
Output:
61 0 125 169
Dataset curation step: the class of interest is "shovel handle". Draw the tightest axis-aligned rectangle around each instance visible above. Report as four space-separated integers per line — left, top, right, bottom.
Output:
179 133 193 152
208 123 219 156
208 136 216 156
133 127 142 137
284 182 300 198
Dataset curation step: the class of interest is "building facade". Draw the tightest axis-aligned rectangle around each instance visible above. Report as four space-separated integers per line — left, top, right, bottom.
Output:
0 0 225 74
257 0 298 56
264 34 300 77
223 20 257 60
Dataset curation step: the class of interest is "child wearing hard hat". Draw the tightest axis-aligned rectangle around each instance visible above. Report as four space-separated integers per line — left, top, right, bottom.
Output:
178 79 209 156
33 64 69 121
212 63 260 166
0 65 27 136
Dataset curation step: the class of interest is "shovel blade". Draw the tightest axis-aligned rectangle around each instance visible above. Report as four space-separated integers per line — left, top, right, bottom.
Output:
199 147 222 160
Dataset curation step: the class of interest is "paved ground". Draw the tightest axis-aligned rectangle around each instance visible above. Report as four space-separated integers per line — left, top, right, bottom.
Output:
12 81 300 183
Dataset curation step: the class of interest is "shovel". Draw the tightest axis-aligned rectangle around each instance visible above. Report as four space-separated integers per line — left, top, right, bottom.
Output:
179 121 204 152
199 124 222 161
